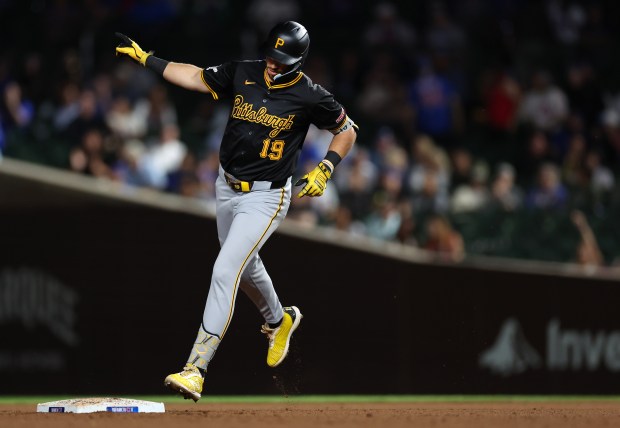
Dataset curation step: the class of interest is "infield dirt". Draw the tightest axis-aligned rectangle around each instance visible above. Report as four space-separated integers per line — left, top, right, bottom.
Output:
2 401 620 428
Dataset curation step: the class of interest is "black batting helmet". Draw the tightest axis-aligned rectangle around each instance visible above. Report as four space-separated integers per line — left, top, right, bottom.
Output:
263 21 310 69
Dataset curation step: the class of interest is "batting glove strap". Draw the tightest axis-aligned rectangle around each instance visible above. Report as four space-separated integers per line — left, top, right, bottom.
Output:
295 161 332 198
115 32 152 66
323 150 342 169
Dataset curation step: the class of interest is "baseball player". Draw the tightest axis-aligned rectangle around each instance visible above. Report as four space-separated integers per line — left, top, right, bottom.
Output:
115 21 357 401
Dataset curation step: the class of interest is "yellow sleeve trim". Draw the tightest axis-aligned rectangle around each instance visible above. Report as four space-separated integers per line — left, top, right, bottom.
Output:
200 69 219 100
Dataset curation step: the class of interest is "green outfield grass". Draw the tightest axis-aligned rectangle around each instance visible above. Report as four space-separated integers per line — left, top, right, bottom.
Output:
2 395 620 405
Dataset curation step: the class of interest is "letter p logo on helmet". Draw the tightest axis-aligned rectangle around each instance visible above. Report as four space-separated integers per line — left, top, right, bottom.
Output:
275 38 285 48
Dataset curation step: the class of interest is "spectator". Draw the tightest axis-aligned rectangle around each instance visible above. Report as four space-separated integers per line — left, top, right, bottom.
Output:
138 124 188 189
69 128 115 179
519 70 569 133
405 135 450 215
177 170 202 199
487 162 524 212
363 2 416 53
423 214 464 262
357 53 408 127
62 89 108 143
166 152 199 195
133 84 177 141
106 96 147 140
163 157 206 203
112 60 159 101
333 49 362 109
372 126 409 174
483 69 521 133
426 3 466 59
516 130 556 188
585 149 615 194
1 81 35 131
194 150 221 202
565 62 604 130
448 147 473 192
385 166 408 199
425 2 467 93
562 133 588 188
410 167 448 215
53 82 81 131
395 200 418 247
364 191 402 241
570 209 604 270
546 0 586 47
113 138 147 186
600 108 620 167
584 149 615 212
0 81 34 153
525 163 569 210
91 74 115 117
19 52 47 105
407 58 464 146
336 147 378 221
333 205 367 237
451 160 490 213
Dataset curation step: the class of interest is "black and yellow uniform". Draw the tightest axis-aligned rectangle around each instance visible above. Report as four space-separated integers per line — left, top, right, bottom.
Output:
116 22 357 402
201 60 348 182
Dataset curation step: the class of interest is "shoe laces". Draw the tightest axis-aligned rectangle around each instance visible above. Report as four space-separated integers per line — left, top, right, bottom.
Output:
181 364 200 376
261 324 277 349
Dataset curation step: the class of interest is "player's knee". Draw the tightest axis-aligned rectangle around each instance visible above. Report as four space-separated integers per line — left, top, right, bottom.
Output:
211 261 236 288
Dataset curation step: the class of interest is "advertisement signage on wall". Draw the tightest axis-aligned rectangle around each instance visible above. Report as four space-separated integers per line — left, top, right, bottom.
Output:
0 267 79 373
480 318 620 376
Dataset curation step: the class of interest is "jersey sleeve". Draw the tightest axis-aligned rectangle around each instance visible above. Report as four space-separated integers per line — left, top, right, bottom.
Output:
200 61 237 101
308 85 348 132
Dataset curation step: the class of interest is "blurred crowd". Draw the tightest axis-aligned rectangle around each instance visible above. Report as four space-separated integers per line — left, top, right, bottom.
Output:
1 0 619 268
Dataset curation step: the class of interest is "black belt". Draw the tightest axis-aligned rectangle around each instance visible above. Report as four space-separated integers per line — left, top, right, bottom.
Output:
224 173 287 193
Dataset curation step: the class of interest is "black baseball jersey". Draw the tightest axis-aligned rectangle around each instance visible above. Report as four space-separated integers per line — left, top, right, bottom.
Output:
200 60 348 182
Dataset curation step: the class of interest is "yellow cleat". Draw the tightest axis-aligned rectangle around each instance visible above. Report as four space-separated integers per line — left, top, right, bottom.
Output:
261 306 303 367
164 364 204 402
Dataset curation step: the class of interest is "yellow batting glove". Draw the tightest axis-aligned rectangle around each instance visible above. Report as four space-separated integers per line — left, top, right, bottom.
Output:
295 161 332 198
115 32 151 65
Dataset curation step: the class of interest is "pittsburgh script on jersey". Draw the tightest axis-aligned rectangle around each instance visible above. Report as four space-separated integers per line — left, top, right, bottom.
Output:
231 95 295 138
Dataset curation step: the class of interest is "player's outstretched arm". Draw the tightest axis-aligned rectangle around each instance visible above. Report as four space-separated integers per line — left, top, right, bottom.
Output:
296 126 356 198
162 63 209 92
115 33 209 94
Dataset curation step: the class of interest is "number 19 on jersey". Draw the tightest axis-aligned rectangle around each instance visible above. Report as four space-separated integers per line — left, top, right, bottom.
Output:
260 139 285 161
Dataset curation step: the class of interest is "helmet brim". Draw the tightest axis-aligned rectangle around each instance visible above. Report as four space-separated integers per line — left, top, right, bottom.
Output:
263 46 301 66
